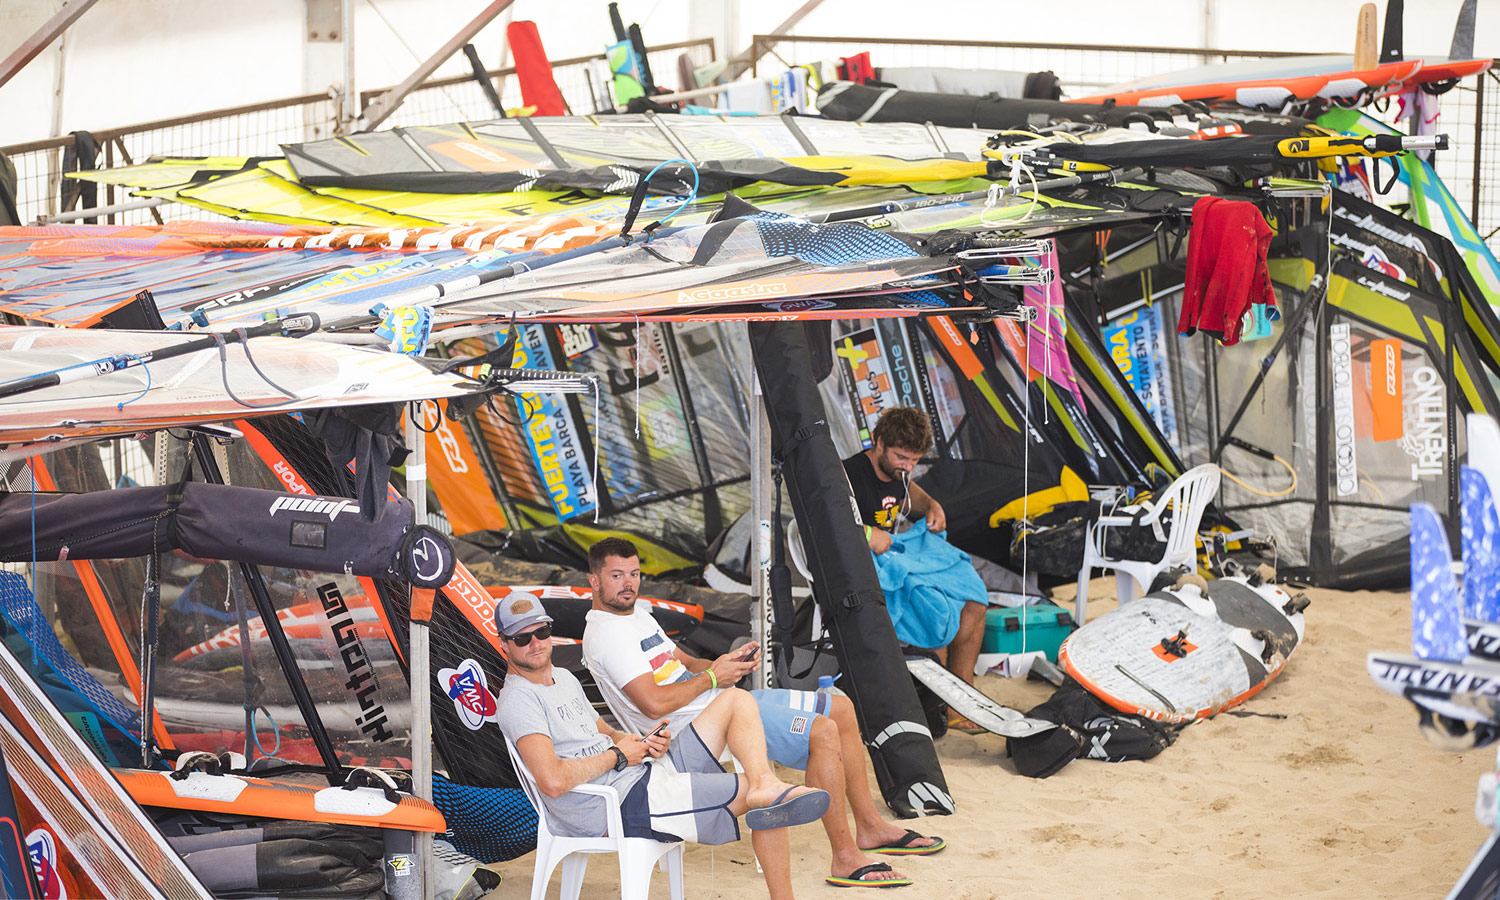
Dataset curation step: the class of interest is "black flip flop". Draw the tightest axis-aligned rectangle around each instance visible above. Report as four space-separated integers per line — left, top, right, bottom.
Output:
744 786 830 831
826 862 914 888
870 829 946 856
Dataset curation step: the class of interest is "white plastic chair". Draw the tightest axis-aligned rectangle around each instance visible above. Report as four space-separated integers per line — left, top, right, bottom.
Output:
1074 463 1221 624
504 735 684 900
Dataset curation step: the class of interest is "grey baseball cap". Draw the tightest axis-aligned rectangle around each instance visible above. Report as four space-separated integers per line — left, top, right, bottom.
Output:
495 590 552 637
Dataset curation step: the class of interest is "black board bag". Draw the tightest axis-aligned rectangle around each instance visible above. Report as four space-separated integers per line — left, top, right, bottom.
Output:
749 321 953 817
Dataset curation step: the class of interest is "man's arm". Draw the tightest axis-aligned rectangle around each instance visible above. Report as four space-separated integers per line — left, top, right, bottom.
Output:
619 647 759 720
906 480 946 532
515 725 651 799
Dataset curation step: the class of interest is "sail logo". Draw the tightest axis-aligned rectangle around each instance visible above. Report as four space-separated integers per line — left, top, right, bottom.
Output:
1329 324 1358 496
320 584 392 742
439 659 499 730
675 282 787 304
26 827 64 899
422 403 469 474
1401 366 1446 480
268 496 360 521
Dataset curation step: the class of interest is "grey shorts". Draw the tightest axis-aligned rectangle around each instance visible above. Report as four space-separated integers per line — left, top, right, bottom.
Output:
620 723 741 845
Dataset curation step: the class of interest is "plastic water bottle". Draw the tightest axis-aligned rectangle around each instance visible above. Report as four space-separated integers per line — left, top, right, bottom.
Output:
816 673 846 699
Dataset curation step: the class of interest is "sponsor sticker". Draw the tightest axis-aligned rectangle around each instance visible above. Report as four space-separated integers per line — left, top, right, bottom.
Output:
438 659 500 731
26 827 65 899
1369 339 1403 442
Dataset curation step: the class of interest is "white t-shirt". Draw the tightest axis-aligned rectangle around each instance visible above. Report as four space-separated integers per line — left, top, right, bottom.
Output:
582 600 721 735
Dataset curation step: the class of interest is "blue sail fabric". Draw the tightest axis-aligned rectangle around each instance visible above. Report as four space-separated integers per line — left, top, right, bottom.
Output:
870 520 986 649
1411 503 1467 661
1462 466 1500 622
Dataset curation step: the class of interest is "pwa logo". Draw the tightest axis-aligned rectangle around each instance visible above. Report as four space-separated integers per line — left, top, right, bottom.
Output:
26 827 65 899
437 659 499 730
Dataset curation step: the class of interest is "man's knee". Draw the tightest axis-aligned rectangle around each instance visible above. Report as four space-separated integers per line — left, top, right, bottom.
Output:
809 714 840 754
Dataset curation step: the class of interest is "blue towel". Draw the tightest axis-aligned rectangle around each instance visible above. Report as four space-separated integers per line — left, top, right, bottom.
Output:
871 520 987 649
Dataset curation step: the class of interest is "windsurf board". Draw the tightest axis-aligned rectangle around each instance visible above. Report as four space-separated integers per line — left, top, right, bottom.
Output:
113 768 446 833
1059 575 1306 723
904 657 1054 738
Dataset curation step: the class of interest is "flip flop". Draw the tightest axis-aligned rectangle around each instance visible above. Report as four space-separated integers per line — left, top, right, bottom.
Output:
826 862 913 888
869 829 946 856
744 786 831 831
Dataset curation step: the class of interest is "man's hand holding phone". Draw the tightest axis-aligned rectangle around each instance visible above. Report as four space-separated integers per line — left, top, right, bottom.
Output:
642 719 671 757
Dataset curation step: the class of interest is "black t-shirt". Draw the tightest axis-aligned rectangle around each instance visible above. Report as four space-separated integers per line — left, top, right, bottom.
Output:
842 451 908 532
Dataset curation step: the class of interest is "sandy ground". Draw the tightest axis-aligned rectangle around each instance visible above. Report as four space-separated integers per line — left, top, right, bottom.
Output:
481 581 1494 899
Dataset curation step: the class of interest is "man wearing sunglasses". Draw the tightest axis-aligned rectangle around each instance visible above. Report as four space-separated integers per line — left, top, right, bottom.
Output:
495 591 831 900
583 539 943 890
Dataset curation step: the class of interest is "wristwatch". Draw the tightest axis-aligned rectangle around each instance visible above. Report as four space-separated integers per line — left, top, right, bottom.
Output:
609 746 628 772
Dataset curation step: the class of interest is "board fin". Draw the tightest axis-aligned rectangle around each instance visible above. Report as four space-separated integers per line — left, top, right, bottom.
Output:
1379 0 1404 63
1354 2 1379 71
1461 466 1500 622
1411 503 1467 661
1450 0 1477 62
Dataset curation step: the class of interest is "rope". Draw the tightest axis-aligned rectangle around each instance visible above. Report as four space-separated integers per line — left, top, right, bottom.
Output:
114 354 150 410
1220 454 1298 498
638 158 700 234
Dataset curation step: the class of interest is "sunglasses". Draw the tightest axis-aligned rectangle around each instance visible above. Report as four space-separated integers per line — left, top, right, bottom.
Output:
505 624 552 647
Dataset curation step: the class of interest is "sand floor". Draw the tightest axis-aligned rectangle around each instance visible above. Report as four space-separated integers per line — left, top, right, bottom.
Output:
482 581 1494 899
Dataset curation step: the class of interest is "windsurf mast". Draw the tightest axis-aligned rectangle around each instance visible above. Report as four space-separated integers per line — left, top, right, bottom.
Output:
0 311 320 400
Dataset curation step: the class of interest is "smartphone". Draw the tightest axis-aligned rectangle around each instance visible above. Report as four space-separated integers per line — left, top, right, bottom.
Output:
644 720 668 739
743 644 760 662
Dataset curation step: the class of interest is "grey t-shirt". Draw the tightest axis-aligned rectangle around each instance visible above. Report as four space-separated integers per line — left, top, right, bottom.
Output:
497 666 646 837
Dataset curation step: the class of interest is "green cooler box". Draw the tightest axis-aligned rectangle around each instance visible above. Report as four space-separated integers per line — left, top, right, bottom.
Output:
982 602 1076 662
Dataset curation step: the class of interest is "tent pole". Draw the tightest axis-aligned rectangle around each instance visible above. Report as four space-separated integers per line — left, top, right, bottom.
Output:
749 360 772 691
405 411 435 900
356 0 517 132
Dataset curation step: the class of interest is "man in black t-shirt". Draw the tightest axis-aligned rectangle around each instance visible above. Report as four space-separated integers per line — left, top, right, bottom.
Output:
841 408 988 733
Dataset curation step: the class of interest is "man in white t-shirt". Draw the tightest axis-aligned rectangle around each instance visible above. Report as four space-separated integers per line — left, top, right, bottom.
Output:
495 590 831 900
582 538 946 890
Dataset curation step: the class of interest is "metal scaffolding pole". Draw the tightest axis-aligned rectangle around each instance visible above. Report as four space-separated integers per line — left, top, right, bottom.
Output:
0 0 102 92
404 413 434 900
722 0 825 81
356 0 516 133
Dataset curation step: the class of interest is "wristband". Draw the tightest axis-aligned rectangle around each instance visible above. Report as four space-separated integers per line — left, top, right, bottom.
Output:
864 525 872 540
708 668 718 689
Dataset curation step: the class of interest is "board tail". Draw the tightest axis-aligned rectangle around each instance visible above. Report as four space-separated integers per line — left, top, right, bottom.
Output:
1450 0 1477 62
1379 0 1404 63
1412 503 1466 660
1461 466 1500 621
